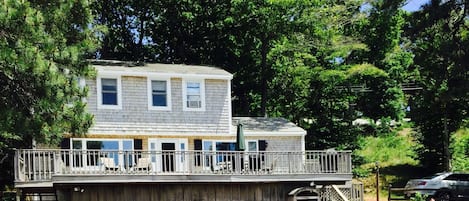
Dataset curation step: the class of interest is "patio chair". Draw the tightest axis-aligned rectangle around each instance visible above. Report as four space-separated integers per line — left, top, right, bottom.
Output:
133 158 151 171
100 157 119 171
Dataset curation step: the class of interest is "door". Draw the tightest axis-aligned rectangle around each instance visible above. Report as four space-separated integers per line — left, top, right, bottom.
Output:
148 139 188 173
161 143 175 172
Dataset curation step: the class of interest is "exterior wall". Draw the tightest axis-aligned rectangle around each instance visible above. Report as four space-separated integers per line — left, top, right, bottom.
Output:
59 182 309 201
83 134 302 152
86 76 230 135
252 136 303 152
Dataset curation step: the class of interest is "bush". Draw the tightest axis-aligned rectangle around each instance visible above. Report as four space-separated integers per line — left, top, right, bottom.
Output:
410 193 428 201
450 123 469 171
355 134 420 168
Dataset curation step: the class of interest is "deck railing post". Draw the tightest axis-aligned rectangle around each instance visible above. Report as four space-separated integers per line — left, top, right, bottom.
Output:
14 149 19 181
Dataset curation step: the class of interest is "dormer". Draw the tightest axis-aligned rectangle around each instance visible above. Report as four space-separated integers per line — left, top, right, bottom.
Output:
85 61 233 135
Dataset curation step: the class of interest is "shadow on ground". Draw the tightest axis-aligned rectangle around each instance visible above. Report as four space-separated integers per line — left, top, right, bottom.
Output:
380 164 430 187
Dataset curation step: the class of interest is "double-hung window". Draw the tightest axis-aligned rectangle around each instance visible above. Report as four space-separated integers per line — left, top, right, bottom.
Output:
97 77 122 109
147 78 171 110
183 80 205 111
102 79 117 105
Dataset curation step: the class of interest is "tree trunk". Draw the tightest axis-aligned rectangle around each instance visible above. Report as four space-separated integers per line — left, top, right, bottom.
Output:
443 104 451 171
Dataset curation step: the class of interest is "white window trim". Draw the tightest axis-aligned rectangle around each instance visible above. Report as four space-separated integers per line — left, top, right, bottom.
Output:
202 140 237 151
97 76 122 109
147 77 172 111
70 138 134 150
247 140 259 152
182 79 206 111
69 138 134 169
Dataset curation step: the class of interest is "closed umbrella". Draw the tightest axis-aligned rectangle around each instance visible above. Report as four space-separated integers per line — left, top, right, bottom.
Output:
236 123 246 151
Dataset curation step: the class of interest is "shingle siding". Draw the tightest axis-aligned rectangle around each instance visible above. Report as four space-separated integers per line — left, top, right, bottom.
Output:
263 136 303 152
86 76 230 135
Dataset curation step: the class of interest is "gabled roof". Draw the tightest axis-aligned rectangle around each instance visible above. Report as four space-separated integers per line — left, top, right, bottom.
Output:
232 117 306 136
91 60 232 80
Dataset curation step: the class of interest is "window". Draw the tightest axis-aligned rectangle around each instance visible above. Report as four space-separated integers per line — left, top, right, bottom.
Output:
147 78 171 110
187 82 200 108
97 77 121 109
247 141 258 152
70 138 133 167
152 81 166 106
183 80 205 111
102 78 117 105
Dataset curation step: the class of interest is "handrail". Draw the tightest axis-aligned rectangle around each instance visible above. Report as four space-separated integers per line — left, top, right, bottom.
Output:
388 185 410 201
15 149 352 182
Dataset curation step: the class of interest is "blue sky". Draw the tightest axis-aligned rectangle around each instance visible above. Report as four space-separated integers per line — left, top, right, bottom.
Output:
402 0 429 12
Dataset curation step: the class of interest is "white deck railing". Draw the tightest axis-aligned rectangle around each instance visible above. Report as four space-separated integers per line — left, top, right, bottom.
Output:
15 149 351 182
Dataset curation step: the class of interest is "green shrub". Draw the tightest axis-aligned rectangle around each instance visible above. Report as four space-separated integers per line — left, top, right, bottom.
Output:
450 123 469 171
410 193 427 201
355 134 420 168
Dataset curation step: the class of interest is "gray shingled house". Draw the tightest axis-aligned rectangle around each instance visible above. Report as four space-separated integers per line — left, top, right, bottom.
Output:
14 61 363 201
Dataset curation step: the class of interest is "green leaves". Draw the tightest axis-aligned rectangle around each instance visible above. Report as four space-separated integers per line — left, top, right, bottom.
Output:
406 0 469 172
347 63 388 80
0 0 97 150
450 124 469 172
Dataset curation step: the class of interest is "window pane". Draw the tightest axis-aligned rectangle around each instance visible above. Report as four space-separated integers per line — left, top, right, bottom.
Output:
216 142 236 151
186 82 202 108
187 82 200 95
72 140 83 167
152 81 167 106
101 78 118 105
203 141 213 151
152 80 166 91
102 79 117 91
101 141 119 150
203 141 213 167
86 141 103 149
187 82 200 88
153 94 167 106
123 140 133 167
123 140 133 150
102 93 117 105
187 87 200 95
248 142 257 152
72 140 82 149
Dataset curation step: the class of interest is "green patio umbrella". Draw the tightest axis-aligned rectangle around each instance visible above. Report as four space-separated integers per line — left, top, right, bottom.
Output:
236 123 246 151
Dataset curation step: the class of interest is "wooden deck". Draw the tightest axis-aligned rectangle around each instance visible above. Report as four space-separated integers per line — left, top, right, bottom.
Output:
15 149 352 188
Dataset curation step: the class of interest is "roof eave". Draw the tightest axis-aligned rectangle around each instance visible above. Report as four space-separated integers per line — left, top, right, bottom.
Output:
96 68 233 80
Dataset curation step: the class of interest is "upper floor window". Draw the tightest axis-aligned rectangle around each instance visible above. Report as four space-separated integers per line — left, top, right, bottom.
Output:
102 78 117 105
97 76 122 109
183 79 205 111
147 78 171 110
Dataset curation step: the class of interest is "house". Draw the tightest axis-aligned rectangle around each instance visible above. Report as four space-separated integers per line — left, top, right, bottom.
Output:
14 61 363 201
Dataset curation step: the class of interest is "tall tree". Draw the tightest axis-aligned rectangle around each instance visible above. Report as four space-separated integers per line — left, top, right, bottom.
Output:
92 0 415 150
0 0 98 188
348 0 412 121
266 0 370 149
407 0 469 172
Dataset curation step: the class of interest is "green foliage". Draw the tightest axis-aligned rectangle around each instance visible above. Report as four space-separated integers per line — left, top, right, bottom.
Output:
354 129 420 177
0 0 99 190
407 0 469 172
0 0 98 150
450 123 469 171
410 193 428 201
347 63 388 80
